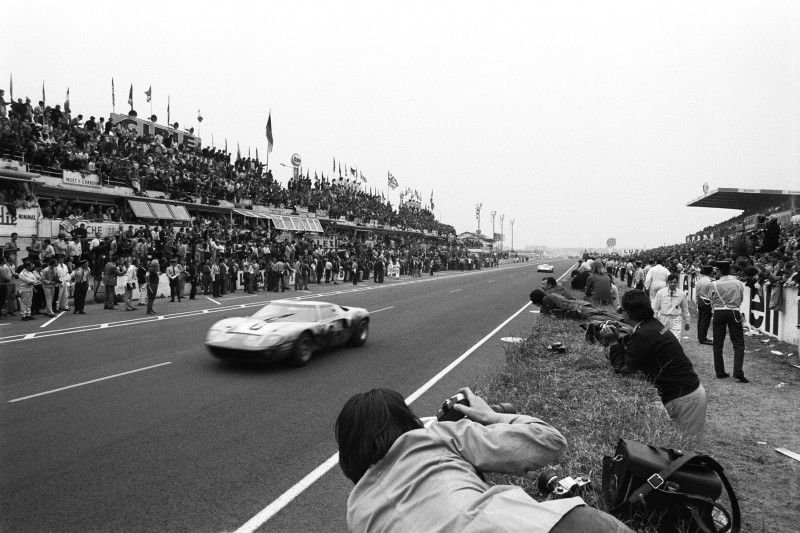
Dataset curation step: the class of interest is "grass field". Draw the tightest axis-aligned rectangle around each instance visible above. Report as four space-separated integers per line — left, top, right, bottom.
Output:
475 285 799 532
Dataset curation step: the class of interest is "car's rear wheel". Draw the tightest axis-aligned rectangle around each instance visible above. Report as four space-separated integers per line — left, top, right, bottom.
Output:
349 319 369 347
290 333 313 367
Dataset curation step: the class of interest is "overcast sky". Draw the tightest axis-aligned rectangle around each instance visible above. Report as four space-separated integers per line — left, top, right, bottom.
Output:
4 0 799 250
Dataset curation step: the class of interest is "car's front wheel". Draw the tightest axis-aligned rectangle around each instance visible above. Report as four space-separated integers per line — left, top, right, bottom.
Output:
290 333 313 367
349 319 369 347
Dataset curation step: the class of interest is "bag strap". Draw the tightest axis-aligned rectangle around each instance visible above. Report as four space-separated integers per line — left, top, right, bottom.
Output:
626 451 698 503
627 452 740 533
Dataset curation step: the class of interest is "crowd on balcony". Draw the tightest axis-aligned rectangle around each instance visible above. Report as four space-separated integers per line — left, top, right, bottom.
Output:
0 90 454 236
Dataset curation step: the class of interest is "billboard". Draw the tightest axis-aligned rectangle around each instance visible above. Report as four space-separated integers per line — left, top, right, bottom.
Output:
606 238 616 247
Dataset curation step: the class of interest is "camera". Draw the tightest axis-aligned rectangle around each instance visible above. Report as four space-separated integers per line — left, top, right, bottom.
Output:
436 392 516 423
583 320 633 346
548 342 567 353
537 468 592 500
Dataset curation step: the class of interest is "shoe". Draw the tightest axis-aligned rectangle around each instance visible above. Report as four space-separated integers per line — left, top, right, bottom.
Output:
79 311 86 314
716 372 730 379
147 311 157 315
733 374 750 383
170 299 175 302
73 310 78 314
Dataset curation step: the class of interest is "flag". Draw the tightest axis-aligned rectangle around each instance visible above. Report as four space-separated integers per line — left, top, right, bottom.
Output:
145 86 152 102
42 81 46 106
225 138 227 153
338 162 342 177
112 78 115 108
388 171 398 189
256 147 259 162
350 167 356 176
197 109 203 123
430 190 434 210
248 147 251 159
167 97 171 125
128 84 133 107
9 73 12 100
237 142 241 159
64 87 70 111
266 111 273 153
360 171 367 183
333 157 336 172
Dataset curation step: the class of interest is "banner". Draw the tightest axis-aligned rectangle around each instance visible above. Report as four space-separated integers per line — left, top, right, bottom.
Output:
62 170 102 187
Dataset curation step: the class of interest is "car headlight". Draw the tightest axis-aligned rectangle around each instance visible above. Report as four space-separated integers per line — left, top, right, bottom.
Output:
206 327 232 343
262 334 285 347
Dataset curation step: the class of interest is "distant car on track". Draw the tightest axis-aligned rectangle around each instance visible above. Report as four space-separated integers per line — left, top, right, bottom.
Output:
537 264 555 273
205 300 369 366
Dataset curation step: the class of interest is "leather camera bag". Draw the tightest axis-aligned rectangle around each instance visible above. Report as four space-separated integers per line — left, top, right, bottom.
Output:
602 439 740 533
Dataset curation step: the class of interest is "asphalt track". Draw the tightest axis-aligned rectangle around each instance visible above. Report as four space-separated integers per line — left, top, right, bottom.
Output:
0 258 575 533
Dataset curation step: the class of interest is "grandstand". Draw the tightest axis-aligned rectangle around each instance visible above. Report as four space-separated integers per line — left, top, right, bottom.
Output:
1 98 466 259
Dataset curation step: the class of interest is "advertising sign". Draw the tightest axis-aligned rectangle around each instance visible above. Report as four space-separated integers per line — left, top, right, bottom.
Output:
62 170 102 188
606 238 617 247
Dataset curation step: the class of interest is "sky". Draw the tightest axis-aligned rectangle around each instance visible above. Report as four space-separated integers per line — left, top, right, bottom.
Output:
3 0 799 251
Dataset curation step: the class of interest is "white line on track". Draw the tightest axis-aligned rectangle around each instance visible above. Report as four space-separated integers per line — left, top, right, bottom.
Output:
39 311 65 328
450 289 462 293
206 296 221 305
7 362 172 403
233 301 533 533
370 306 394 314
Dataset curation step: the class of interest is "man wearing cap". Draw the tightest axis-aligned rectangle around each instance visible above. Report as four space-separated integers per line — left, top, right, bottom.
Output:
695 265 715 345
709 261 748 382
18 262 39 320
71 260 90 314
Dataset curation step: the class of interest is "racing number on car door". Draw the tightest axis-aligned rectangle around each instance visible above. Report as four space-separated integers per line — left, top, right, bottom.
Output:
322 307 346 346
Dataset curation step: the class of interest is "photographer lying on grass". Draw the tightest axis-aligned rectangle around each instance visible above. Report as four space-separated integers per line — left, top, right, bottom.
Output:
599 289 707 443
336 387 633 533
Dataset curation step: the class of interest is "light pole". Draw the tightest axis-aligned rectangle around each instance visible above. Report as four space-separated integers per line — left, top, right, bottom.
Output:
475 203 482 234
490 211 496 250
499 214 505 253
510 219 515 253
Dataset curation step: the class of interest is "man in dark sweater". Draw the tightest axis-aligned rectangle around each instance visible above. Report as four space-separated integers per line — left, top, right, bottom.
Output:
600 289 706 443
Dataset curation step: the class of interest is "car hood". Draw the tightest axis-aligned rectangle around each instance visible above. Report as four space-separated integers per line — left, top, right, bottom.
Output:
211 317 314 336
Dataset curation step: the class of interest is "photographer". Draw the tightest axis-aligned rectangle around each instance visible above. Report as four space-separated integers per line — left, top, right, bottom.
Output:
600 290 706 443
337 388 633 533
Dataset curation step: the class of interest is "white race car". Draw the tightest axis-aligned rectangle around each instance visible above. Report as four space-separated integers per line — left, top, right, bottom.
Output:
205 300 369 366
537 264 555 273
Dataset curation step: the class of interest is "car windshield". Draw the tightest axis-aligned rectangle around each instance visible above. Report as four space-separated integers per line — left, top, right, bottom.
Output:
252 303 318 322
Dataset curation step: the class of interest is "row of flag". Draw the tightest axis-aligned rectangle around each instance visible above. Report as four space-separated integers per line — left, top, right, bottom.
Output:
10 75 433 208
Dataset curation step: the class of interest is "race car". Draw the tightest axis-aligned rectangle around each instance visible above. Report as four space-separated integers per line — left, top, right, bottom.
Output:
205 300 369 366
537 264 555 273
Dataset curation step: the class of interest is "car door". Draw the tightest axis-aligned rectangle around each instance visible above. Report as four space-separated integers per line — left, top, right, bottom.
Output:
318 304 348 347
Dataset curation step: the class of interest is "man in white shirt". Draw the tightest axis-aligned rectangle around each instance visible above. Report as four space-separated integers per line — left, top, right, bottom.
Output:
653 274 691 343
644 258 671 304
54 255 71 311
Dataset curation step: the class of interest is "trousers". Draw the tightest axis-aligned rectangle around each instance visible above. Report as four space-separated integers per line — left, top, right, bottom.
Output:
712 309 745 376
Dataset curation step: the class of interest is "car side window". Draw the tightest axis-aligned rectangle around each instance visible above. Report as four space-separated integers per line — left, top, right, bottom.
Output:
321 306 339 320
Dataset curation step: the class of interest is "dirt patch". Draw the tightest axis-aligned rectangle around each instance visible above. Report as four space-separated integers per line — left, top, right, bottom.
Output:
686 325 800 532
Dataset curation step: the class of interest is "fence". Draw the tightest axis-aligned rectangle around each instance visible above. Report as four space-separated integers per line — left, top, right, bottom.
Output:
678 273 798 349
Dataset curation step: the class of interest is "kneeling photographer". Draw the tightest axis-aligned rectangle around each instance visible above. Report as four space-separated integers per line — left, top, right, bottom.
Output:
599 290 707 443
336 387 633 532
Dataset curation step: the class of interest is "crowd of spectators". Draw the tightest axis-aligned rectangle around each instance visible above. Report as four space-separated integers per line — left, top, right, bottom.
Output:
0 91 454 236
575 214 799 302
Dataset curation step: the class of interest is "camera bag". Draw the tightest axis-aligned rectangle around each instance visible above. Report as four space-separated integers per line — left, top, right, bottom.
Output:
601 439 740 533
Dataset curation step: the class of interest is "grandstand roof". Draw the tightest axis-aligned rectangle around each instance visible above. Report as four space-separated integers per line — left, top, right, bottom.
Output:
686 187 800 210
